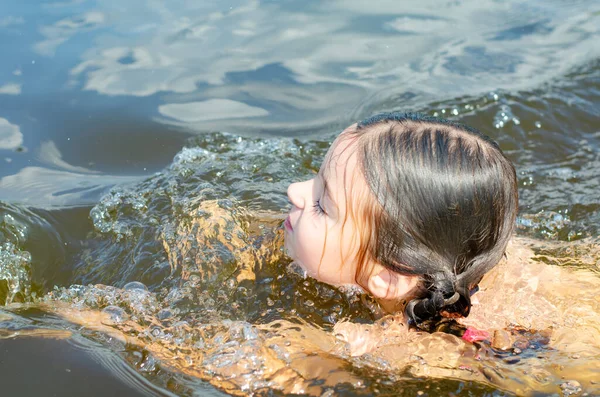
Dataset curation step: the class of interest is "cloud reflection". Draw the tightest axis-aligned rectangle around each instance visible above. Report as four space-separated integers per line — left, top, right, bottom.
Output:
0 16 24 28
0 167 140 207
0 84 21 95
37 141 98 174
159 99 268 123
0 118 23 149
34 11 105 56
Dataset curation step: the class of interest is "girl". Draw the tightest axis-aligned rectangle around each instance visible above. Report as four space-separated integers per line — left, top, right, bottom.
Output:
284 112 518 328
20 113 600 395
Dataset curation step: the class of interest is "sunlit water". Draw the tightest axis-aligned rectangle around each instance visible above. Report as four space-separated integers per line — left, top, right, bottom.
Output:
1 0 599 395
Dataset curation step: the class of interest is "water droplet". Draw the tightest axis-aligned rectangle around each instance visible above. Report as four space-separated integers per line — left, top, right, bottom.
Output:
287 262 307 278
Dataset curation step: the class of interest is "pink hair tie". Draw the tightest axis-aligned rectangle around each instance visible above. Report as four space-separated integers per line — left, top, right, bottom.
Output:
462 327 490 343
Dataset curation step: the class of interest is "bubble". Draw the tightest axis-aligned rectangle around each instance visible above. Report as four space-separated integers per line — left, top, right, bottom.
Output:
89 203 114 233
560 380 582 396
123 281 148 291
150 326 163 338
102 305 128 324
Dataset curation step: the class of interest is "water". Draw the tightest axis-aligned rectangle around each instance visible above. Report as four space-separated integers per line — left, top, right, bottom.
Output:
1 0 599 395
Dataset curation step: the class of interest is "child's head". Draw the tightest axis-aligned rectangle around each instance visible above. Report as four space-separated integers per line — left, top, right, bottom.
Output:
285 112 518 325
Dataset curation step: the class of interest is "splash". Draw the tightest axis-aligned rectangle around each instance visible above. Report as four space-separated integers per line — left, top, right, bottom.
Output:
0 210 32 305
0 241 31 305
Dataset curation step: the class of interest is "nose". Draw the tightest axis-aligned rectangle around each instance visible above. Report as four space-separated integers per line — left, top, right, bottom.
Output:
287 179 312 209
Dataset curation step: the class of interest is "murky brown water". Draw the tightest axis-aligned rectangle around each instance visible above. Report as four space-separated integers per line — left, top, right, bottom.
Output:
1 0 599 395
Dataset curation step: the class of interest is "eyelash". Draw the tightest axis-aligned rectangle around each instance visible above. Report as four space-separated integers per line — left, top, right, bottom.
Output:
312 200 326 216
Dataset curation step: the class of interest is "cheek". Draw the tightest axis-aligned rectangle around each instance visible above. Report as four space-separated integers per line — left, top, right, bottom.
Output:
301 223 358 283
287 216 331 270
339 226 361 261
286 214 359 285
295 222 326 262
333 224 362 280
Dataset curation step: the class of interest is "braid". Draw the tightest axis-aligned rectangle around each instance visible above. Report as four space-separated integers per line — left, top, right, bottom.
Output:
405 272 472 326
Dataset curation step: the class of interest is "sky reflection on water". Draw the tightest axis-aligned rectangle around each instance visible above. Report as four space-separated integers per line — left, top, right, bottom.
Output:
1 0 599 138
0 0 598 206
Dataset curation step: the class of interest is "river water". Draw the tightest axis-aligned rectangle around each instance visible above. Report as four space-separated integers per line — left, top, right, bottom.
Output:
0 0 599 396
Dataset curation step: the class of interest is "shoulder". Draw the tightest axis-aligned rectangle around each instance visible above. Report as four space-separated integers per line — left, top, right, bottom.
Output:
462 236 600 350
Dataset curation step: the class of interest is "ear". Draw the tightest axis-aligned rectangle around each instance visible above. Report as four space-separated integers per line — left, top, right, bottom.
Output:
367 266 418 300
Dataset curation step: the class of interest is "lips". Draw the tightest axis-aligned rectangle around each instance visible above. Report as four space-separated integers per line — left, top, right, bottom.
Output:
284 216 293 232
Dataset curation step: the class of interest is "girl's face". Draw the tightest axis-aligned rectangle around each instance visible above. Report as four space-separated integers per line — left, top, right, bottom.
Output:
284 128 369 287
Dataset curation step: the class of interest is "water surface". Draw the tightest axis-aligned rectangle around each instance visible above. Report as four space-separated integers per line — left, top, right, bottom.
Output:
0 0 599 395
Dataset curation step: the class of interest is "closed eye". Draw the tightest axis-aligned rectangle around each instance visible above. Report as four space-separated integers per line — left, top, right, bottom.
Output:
312 199 326 216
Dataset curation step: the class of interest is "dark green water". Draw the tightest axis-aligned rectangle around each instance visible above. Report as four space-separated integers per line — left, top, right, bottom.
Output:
0 0 599 395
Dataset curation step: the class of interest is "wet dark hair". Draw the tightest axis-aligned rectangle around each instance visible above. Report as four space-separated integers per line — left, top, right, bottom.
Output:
350 112 518 326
